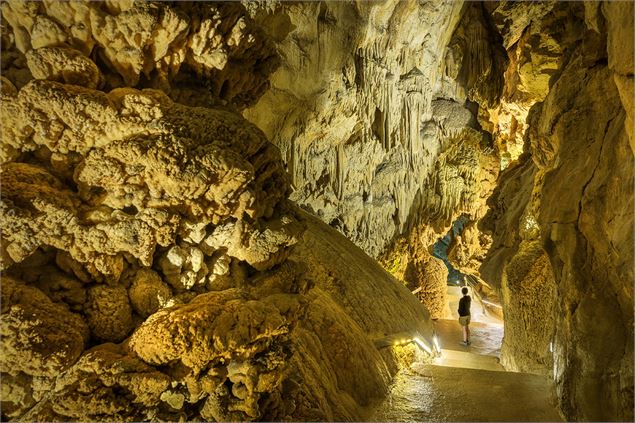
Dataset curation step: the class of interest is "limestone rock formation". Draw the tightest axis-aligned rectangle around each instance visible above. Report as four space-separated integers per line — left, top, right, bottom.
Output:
285 212 433 421
1 1 633 422
447 220 492 277
380 227 451 320
480 2 634 421
244 0 499 260
26 46 103 88
20 343 173 421
0 2 435 420
483 1 586 169
1 276 89 378
243 1 506 327
408 252 450 320
127 268 171 318
447 2 507 109
85 285 134 343
0 0 278 108
1 81 295 276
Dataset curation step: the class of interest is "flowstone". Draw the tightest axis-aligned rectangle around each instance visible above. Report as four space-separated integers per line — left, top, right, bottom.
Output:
0 2 434 420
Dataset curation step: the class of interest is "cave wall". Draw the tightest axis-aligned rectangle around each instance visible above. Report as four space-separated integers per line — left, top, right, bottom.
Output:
481 2 634 421
0 1 633 421
0 1 435 421
243 1 503 321
244 0 500 259
380 226 451 320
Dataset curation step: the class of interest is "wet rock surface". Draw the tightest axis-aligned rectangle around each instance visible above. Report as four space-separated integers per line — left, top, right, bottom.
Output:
371 363 563 422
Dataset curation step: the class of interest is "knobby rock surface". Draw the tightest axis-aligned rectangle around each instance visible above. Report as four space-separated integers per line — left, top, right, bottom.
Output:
480 2 634 421
0 1 434 421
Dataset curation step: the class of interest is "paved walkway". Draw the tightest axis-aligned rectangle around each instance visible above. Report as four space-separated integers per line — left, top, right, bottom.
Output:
434 284 505 364
369 286 563 421
433 319 504 359
371 362 563 422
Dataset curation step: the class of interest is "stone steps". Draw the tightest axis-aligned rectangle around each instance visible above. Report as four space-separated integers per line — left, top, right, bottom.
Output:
433 348 505 372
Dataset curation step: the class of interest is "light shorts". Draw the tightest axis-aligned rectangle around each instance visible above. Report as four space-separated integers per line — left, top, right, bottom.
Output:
459 315 471 326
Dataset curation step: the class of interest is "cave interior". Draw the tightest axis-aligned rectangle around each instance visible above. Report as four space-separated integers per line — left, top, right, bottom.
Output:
0 0 633 422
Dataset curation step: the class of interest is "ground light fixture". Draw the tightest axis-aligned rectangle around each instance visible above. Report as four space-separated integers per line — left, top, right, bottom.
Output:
432 334 441 354
414 337 437 356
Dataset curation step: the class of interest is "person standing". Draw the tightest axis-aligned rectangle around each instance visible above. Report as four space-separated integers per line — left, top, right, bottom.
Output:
458 286 471 346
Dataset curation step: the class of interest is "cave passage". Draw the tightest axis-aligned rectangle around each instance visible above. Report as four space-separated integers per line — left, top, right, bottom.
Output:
432 215 469 285
0 1 632 422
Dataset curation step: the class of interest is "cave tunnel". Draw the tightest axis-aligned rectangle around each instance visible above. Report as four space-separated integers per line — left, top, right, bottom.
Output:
0 1 633 422
432 214 468 285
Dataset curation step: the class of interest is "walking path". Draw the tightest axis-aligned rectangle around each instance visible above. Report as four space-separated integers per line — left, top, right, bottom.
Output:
371 362 563 422
369 286 563 422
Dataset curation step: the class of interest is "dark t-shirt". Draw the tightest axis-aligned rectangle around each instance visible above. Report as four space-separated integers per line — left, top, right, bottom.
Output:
458 295 471 317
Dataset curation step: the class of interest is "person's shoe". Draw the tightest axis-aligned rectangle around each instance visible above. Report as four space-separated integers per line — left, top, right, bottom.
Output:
460 341 469 346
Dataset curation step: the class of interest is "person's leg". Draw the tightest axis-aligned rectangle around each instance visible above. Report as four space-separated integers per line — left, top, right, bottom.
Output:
460 316 467 342
465 324 470 343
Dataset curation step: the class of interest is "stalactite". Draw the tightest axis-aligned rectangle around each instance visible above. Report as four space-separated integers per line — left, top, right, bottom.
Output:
336 143 345 200
245 0 492 258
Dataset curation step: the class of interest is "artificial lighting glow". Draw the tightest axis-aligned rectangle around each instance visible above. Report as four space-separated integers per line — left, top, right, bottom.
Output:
482 299 503 309
432 335 441 353
391 337 438 356
414 337 433 354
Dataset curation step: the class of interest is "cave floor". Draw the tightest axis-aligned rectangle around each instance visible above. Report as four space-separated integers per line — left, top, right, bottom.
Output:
370 362 563 422
436 284 505 362
433 318 504 361
370 303 563 421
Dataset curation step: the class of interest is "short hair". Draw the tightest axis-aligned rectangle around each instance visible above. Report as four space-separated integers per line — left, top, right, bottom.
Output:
461 287 468 295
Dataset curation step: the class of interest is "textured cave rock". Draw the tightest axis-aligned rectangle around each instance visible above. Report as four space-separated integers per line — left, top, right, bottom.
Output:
481 2 634 421
482 1 588 168
447 2 508 109
537 57 633 423
380 226 450 320
1 276 89 378
1 213 431 421
1 81 294 273
1 1 633 422
242 1 505 327
0 0 278 109
286 212 432 420
244 1 499 262
446 220 492 277
0 3 434 420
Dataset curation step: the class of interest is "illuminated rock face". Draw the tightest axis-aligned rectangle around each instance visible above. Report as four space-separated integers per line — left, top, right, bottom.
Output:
244 2 501 334
0 2 432 421
0 0 278 109
380 225 451 320
481 2 634 421
245 2 634 420
0 1 633 422
244 1 499 259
